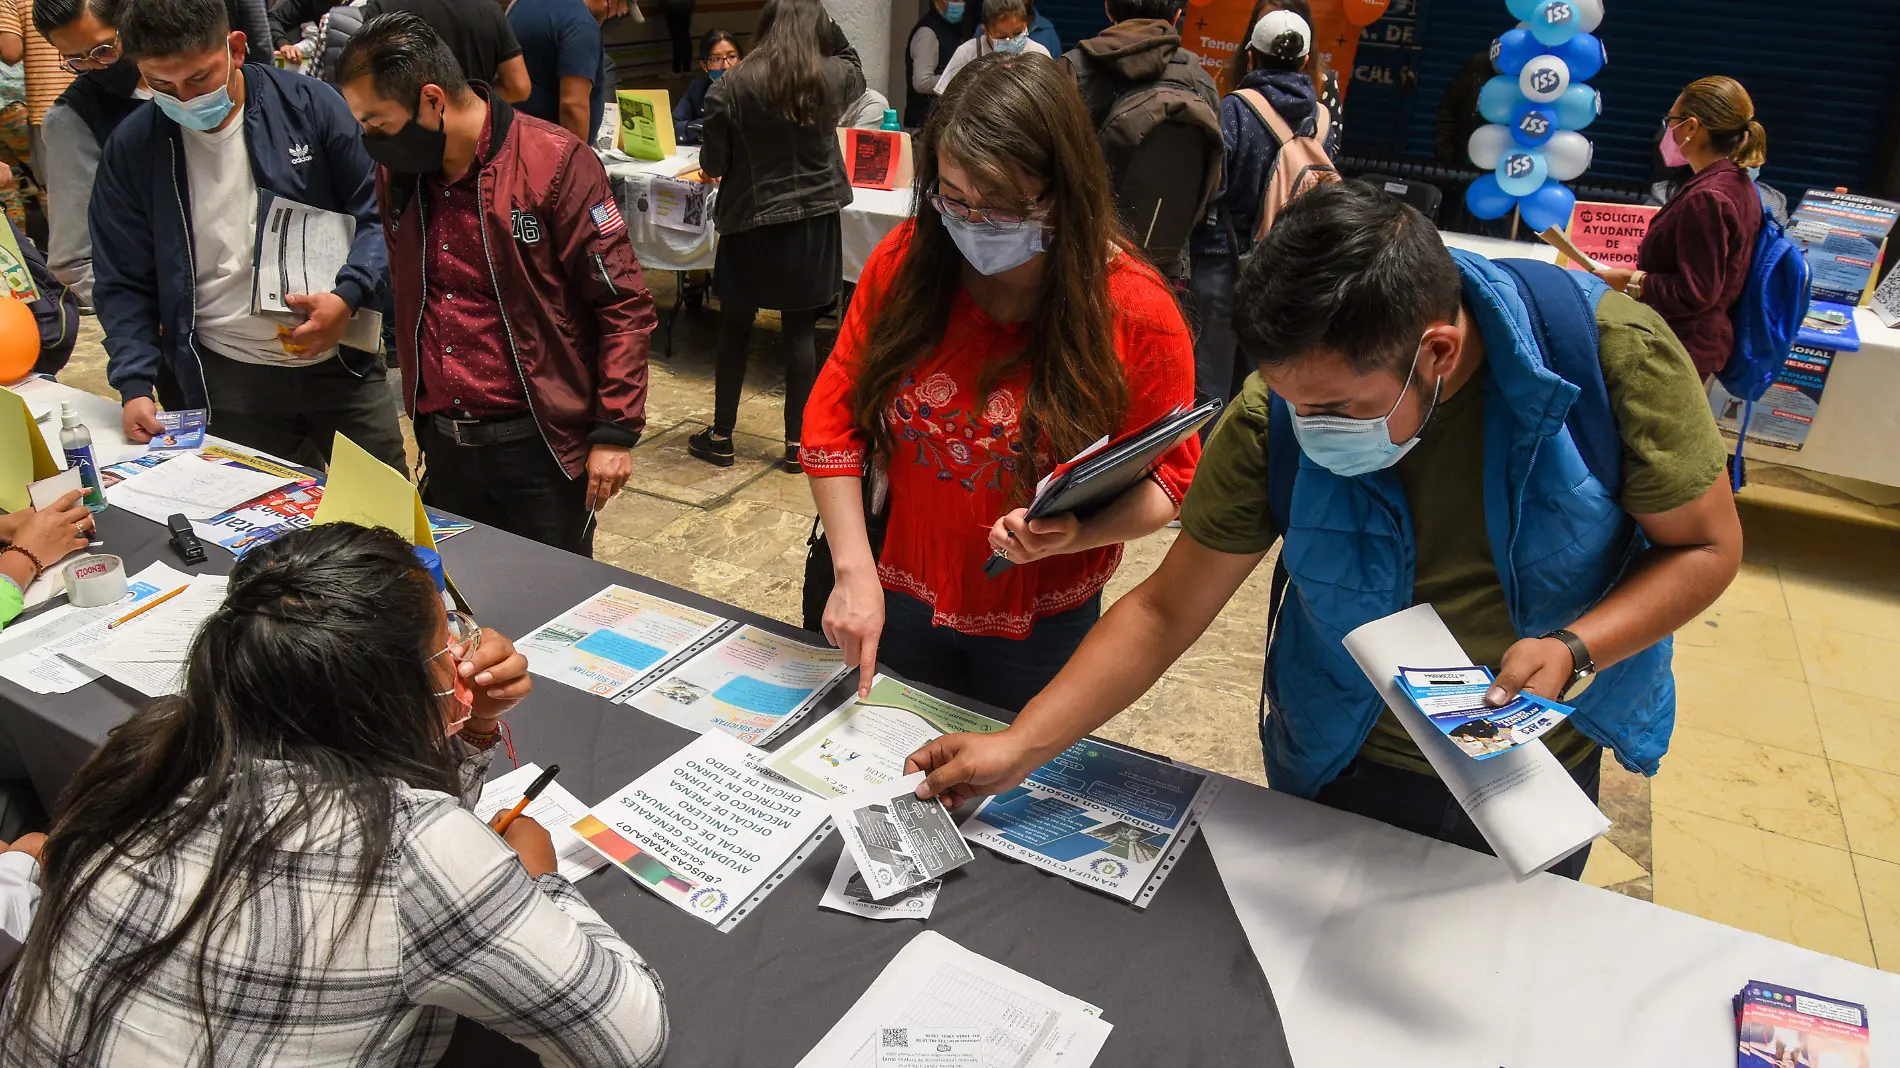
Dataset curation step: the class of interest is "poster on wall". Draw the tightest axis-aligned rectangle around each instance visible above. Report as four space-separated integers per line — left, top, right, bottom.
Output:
1180 0 1390 91
1707 344 1836 452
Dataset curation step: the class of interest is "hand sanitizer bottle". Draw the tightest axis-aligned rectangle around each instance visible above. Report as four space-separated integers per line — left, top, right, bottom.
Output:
58 402 109 514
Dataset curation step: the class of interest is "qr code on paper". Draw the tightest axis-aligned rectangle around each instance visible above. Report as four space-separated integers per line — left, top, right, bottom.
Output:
880 1028 908 1048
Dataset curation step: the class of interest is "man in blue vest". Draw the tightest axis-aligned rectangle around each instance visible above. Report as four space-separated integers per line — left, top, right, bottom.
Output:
909 182 1743 878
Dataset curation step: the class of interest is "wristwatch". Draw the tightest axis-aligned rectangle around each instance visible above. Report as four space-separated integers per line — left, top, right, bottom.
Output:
1539 628 1596 699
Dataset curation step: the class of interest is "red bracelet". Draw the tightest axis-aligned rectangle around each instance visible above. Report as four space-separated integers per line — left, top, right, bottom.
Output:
1 544 45 582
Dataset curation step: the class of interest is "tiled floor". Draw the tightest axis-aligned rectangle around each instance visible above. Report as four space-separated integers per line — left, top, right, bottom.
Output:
49 275 1900 971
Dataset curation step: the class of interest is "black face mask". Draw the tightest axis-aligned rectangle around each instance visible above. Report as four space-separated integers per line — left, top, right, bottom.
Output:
363 100 447 175
82 55 142 98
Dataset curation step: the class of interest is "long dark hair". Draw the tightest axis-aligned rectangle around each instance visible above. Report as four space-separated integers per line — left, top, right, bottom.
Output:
1224 0 1330 96
4 524 462 1061
847 52 1131 500
728 0 835 126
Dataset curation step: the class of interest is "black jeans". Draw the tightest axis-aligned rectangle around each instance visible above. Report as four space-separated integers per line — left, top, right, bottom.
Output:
714 303 820 442
417 418 595 557
1312 750 1604 881
878 591 1102 714
1187 251 1243 443
199 354 406 473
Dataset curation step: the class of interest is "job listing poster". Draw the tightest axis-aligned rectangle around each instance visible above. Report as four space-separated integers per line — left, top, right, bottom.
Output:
572 732 830 930
517 584 725 699
960 740 1218 905
766 674 1006 798
1709 344 1836 451
626 625 849 746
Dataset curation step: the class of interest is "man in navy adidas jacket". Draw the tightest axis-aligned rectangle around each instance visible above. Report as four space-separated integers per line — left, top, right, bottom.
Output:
90 0 405 471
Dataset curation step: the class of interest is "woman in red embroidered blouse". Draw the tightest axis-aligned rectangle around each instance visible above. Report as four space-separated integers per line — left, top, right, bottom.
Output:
801 52 1200 712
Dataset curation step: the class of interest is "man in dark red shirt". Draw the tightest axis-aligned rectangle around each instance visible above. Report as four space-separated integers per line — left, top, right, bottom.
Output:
337 12 654 555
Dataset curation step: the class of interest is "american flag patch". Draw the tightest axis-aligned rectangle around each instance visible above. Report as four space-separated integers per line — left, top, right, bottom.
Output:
590 200 625 236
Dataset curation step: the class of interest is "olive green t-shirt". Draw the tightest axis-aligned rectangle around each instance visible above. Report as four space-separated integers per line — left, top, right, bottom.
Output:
1181 289 1727 775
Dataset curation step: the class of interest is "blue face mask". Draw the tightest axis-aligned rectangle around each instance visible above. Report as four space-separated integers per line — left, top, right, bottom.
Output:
153 55 236 132
1744 164 1762 181
944 1 966 21
1290 339 1443 478
707 67 725 80
942 215 1049 276
990 32 1030 54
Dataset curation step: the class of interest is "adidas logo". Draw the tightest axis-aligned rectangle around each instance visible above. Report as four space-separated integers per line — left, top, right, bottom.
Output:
288 143 313 166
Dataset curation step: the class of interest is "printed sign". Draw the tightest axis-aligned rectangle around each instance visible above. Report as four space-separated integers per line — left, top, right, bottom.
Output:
1558 202 1658 273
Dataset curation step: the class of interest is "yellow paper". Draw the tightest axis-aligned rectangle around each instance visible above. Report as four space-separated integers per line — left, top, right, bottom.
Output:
313 432 436 550
616 89 676 162
0 387 60 512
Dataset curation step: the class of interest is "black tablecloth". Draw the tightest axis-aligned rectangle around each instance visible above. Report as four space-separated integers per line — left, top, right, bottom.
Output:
0 505 1293 1068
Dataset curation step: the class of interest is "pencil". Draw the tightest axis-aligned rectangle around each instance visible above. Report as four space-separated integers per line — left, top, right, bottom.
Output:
108 584 189 629
493 764 561 835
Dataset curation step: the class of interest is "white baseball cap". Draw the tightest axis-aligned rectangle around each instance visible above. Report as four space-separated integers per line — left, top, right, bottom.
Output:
1250 9 1312 61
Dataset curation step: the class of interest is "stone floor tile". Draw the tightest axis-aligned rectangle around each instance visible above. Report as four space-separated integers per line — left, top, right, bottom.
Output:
1650 727 1846 850
1814 686 1900 778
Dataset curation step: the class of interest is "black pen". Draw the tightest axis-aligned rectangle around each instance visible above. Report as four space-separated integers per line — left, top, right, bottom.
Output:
493 764 560 834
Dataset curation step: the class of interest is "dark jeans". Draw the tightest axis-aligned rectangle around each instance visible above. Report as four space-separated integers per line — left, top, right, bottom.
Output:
199 354 406 473
878 591 1102 714
714 303 820 442
417 418 595 557
664 5 695 71
1187 251 1242 443
1312 750 1604 881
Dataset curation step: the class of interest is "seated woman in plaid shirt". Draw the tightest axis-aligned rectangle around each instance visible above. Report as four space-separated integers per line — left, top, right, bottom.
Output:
0 524 668 1067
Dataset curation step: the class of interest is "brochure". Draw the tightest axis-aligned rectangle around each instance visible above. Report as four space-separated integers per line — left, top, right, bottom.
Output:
571 732 832 931
1734 981 1869 1068
766 674 1007 798
148 409 208 453
1710 344 1836 452
1394 665 1573 760
959 739 1220 907
819 851 938 921
193 483 326 554
624 625 849 746
517 584 725 699
831 772 972 901
1788 189 1899 305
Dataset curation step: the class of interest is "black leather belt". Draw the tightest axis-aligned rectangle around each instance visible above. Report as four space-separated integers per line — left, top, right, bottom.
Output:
426 413 541 447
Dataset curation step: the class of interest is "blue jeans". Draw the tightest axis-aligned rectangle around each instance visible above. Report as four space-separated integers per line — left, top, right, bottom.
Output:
878 591 1103 714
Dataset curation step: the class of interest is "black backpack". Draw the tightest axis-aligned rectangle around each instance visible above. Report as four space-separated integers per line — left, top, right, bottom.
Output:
1067 47 1223 275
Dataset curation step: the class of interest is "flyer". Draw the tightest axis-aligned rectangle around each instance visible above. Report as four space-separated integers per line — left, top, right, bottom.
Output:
1788 189 1899 305
766 674 1006 798
819 851 938 921
1709 344 1836 452
571 732 831 931
192 483 326 553
517 584 725 699
960 740 1219 906
831 772 972 901
1394 665 1572 760
148 409 208 453
1734 981 1868 1068
625 625 849 746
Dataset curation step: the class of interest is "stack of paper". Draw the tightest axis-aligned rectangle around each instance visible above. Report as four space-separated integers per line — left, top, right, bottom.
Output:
1734 981 1868 1067
473 763 605 883
795 931 1112 1068
51 574 228 697
0 562 195 693
623 624 849 746
106 453 297 523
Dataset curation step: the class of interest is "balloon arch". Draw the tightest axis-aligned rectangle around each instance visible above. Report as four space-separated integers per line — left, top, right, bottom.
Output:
1464 0 1606 232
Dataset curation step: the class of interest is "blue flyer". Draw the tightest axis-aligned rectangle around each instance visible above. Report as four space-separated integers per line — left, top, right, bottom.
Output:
148 409 208 454
1395 665 1573 760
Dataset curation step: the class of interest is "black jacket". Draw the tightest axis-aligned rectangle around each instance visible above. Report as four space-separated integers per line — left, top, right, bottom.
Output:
702 28 865 235
1434 49 1493 165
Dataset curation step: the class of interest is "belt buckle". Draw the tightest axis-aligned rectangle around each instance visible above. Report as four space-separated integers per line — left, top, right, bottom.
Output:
447 417 481 447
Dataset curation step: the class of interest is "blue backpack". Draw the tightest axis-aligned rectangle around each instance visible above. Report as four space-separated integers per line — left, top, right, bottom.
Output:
1716 204 1812 490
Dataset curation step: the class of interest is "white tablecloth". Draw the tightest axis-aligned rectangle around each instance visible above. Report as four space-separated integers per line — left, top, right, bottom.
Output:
1204 776 1900 1067
603 150 914 283
1443 231 1900 489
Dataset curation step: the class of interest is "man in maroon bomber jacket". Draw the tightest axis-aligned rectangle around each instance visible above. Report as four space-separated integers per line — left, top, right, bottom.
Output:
338 11 654 556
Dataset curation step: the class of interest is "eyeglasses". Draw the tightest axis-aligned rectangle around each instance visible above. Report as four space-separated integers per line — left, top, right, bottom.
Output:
705 53 739 69
1661 114 1692 130
926 183 1045 230
58 38 122 74
431 610 481 708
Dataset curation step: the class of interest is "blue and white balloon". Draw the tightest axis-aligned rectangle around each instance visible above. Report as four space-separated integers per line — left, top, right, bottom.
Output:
1546 31 1604 81
1479 75 1527 125
1528 0 1579 47
1519 178 1579 232
1519 55 1570 103
1511 104 1558 147
1468 124 1515 170
1505 0 1543 20
1553 83 1601 130
1496 148 1550 197
1491 28 1543 76
1543 130 1594 181
1570 0 1604 33
1466 174 1518 220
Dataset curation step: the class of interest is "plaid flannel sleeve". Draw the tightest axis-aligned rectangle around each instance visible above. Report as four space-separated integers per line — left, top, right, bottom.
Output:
398 800 668 1067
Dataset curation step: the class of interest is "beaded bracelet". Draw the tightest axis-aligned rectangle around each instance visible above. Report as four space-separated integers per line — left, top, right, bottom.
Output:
0 544 46 582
